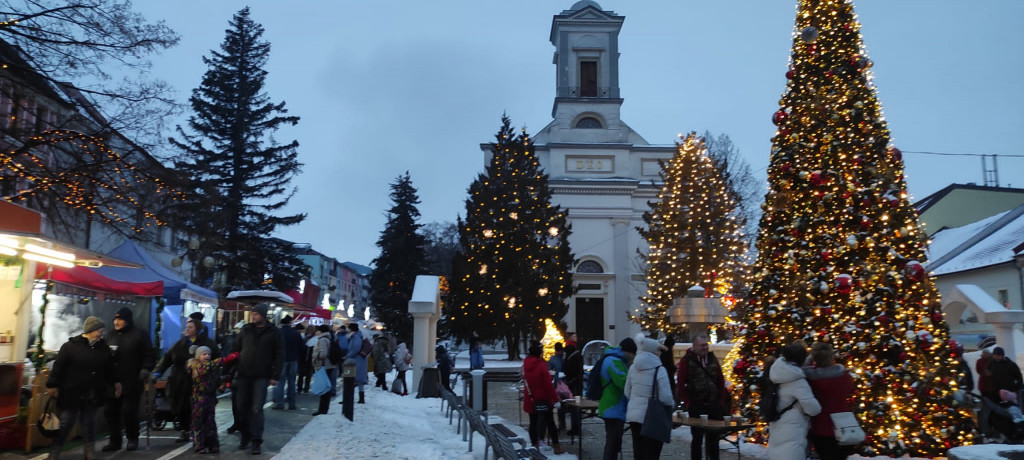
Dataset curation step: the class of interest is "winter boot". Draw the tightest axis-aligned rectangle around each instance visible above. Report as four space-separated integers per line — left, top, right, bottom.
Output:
358 391 365 404
553 443 565 455
100 440 121 452
250 439 262 455
83 442 96 460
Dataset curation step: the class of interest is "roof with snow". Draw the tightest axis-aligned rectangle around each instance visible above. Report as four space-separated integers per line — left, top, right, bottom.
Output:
927 204 1024 275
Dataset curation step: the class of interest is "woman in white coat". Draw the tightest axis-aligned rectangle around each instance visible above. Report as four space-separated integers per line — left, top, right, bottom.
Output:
768 341 822 460
624 337 675 459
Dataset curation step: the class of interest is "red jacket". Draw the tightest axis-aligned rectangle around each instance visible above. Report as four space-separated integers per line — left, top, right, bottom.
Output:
805 364 854 437
522 355 557 414
977 356 992 395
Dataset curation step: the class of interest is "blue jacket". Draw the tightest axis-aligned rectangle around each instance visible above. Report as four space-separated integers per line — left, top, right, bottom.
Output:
598 347 630 421
470 346 485 370
548 353 564 384
280 325 304 362
344 330 368 385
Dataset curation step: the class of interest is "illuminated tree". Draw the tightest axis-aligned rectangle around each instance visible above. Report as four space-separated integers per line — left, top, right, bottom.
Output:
370 172 428 346
729 1 972 456
450 115 573 360
170 7 304 292
633 133 746 337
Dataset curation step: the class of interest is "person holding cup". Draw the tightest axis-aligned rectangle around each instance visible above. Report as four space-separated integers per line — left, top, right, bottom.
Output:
676 333 730 460
102 307 155 452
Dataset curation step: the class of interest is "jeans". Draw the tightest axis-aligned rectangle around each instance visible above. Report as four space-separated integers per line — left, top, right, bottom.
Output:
689 401 724 460
328 367 338 397
104 388 141 445
602 417 625 460
629 421 665 460
52 405 99 457
273 361 298 407
233 376 268 441
528 409 559 446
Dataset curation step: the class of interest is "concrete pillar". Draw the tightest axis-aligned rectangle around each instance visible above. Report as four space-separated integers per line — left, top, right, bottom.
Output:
408 275 441 392
611 219 631 343
411 312 433 391
470 369 486 410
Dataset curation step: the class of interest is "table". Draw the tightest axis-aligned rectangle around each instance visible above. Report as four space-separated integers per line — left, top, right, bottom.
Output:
561 399 600 458
674 416 755 460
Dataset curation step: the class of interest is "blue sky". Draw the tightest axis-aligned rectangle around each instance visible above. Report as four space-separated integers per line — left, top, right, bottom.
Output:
132 1 1024 266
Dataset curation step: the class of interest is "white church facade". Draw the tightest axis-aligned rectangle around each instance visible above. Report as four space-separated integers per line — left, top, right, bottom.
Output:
481 1 675 345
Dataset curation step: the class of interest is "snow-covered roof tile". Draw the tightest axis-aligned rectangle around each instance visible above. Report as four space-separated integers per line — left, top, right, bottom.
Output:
931 212 1024 275
926 210 1008 264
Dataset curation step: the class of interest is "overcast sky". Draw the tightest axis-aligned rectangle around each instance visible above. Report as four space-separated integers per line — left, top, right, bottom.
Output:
132 1 1024 267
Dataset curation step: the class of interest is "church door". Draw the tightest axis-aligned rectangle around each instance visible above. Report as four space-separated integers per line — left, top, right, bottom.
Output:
575 297 604 346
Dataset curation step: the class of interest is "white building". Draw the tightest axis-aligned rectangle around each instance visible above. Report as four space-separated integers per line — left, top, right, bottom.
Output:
482 1 674 345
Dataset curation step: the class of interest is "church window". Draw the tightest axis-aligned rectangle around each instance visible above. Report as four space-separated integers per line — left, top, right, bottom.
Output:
576 260 603 273
580 61 598 97
575 117 602 129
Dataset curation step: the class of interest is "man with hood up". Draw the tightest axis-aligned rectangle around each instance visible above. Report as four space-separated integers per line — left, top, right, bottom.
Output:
102 307 155 452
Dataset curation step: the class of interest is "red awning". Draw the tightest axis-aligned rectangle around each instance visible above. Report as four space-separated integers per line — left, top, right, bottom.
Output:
36 265 164 296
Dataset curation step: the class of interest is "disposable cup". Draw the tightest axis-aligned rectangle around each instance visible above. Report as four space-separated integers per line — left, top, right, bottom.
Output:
700 414 709 424
723 415 732 425
680 411 689 420
574 396 581 404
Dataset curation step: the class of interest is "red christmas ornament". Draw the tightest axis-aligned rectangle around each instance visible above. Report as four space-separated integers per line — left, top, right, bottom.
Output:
877 314 889 325
904 260 925 282
835 274 853 294
820 250 831 262
860 216 872 229
889 146 902 162
932 312 944 324
899 352 908 361
780 162 792 173
757 329 768 338
821 307 833 315
824 70 834 78
810 170 825 186
772 110 787 125
786 69 796 79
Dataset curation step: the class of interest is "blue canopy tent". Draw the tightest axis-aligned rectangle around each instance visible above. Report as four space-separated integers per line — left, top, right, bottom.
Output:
92 241 219 351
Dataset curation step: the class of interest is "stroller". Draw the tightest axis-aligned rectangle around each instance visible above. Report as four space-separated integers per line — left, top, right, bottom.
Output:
982 390 1024 443
148 369 177 431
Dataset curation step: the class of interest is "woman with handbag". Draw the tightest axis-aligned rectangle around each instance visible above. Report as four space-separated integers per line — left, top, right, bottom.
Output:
804 342 856 460
624 337 675 459
768 341 822 460
311 325 336 415
522 342 564 454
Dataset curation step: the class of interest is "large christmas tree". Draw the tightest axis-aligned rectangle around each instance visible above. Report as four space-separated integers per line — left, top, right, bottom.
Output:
449 115 573 359
634 132 746 336
730 0 972 456
370 172 428 346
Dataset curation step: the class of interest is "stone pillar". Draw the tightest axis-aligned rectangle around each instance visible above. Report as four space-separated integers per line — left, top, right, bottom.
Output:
470 369 486 410
612 219 631 343
408 275 441 391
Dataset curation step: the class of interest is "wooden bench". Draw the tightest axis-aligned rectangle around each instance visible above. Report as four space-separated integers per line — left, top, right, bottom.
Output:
487 426 546 460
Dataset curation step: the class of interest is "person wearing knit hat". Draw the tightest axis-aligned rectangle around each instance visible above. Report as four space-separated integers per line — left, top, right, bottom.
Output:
102 307 155 452
154 317 220 444
619 337 638 355
46 316 121 458
987 345 1023 414
229 301 284 454
251 303 270 320
272 313 303 411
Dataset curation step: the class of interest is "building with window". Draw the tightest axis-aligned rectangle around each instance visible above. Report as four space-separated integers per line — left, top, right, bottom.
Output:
480 1 675 345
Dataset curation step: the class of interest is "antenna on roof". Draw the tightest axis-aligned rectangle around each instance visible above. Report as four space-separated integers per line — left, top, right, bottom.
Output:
982 154 1000 187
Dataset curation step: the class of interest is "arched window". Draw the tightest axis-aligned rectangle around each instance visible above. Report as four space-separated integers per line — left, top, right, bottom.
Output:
576 260 604 273
574 117 602 129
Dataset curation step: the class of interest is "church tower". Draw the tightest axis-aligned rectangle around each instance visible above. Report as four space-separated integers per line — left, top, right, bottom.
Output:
514 2 675 345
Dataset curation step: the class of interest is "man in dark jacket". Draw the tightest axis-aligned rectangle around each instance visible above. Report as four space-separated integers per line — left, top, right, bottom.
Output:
102 308 154 452
47 316 121 459
562 344 584 435
229 303 284 454
436 344 453 391
677 334 729 460
987 347 1023 400
271 315 303 410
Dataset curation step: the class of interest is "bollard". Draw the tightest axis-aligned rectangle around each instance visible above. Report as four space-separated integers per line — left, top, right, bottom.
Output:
341 358 356 421
470 369 486 410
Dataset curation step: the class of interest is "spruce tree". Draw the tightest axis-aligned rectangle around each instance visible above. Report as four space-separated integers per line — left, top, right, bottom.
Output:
170 7 304 292
450 115 573 359
634 133 746 337
369 172 428 346
729 1 972 455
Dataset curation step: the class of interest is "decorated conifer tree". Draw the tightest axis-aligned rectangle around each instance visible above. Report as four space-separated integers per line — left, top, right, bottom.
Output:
729 0 973 456
634 132 746 337
449 115 573 360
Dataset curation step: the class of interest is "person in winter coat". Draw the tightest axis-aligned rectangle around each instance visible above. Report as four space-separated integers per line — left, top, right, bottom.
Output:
562 344 584 435
469 336 485 370
624 337 675 460
311 325 337 415
804 342 854 460
987 347 1023 399
228 303 284 455
297 325 314 393
344 323 369 403
677 333 729 460
598 338 636 460
188 346 239 454
659 334 677 401
548 343 568 431
393 342 412 395
522 342 564 454
768 341 822 460
977 348 995 437
153 318 220 443
372 334 393 390
47 316 121 460
272 315 304 410
102 307 154 452
436 344 454 391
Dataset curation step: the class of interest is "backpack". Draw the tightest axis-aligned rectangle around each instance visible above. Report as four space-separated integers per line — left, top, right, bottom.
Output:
327 335 343 365
359 338 373 357
758 375 796 422
585 353 612 401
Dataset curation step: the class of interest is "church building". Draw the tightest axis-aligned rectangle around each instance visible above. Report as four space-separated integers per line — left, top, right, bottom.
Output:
482 1 675 345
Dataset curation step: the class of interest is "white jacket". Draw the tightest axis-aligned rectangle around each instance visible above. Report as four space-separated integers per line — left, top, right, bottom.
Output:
394 343 410 372
767 358 821 460
623 351 675 424
312 334 336 370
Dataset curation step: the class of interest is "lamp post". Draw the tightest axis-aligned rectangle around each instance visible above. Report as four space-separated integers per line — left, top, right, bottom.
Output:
669 285 729 340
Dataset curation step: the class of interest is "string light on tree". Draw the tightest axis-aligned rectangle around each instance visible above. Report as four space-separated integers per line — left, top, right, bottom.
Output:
729 1 972 456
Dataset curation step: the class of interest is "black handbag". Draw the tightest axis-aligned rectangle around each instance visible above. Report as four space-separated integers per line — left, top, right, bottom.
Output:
523 368 552 413
37 397 60 438
640 366 673 443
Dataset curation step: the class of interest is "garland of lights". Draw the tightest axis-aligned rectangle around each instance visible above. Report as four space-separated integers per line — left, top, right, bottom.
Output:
154 296 164 360
33 281 52 372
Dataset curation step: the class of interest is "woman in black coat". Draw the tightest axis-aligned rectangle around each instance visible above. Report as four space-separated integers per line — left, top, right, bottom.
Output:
47 316 121 459
154 318 220 442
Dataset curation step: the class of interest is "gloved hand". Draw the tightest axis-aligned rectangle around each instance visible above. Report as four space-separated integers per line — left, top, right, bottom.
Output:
224 352 240 363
